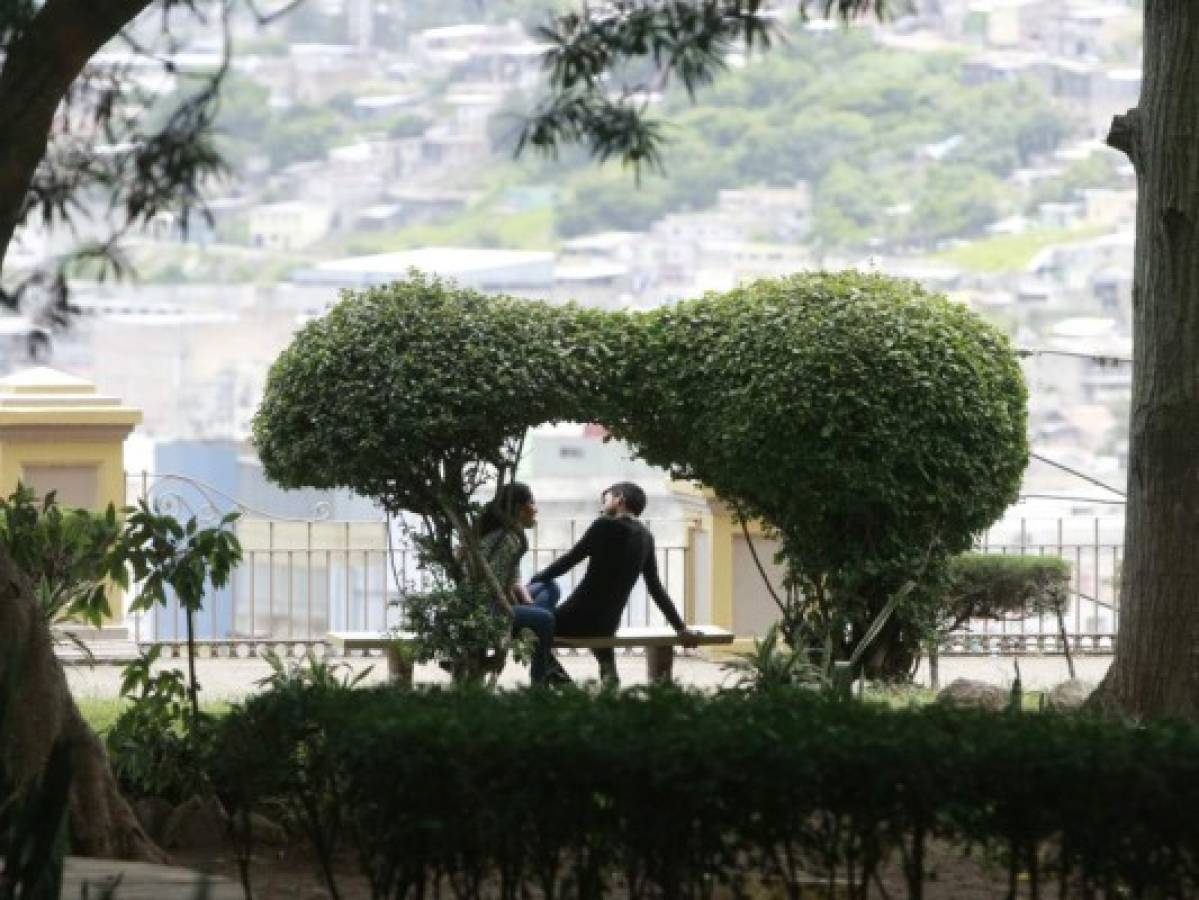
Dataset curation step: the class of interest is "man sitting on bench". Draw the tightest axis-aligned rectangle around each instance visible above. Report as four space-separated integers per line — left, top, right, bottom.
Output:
528 481 699 686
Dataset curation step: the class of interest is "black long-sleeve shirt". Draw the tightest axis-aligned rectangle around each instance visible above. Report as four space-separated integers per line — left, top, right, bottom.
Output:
531 515 686 637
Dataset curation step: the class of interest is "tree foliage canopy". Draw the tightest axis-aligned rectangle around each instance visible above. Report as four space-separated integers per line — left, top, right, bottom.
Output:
605 272 1027 589
518 0 888 171
254 273 613 518
254 271 1027 661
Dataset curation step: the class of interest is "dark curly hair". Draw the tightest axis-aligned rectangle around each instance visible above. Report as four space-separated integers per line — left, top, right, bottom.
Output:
477 481 533 551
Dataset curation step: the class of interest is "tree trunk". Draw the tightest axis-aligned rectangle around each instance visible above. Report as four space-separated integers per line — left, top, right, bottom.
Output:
1096 2 1199 719
0 546 167 862
0 0 154 272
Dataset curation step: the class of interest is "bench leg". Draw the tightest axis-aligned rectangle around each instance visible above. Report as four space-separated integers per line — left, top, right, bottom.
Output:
385 646 414 688
647 646 675 682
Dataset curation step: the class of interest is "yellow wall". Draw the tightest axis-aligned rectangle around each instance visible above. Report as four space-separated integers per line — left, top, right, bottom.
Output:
0 369 142 629
0 441 126 513
677 481 781 639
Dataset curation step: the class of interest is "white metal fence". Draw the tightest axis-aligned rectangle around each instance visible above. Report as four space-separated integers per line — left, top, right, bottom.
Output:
125 473 1122 658
126 473 692 652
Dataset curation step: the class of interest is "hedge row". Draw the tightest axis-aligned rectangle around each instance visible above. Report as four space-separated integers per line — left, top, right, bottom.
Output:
211 685 1199 899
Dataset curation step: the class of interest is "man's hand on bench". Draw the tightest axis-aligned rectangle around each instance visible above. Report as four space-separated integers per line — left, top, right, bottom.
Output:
678 628 701 649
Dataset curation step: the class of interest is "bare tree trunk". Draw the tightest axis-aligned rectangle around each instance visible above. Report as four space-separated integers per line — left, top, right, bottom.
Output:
0 547 166 862
1097 1 1199 719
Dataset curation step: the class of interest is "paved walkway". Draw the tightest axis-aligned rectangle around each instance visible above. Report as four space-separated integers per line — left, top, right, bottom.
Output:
65 649 1112 701
64 857 241 900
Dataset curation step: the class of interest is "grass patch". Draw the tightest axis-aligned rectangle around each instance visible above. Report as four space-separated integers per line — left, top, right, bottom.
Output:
935 225 1107 273
76 697 130 735
76 696 233 735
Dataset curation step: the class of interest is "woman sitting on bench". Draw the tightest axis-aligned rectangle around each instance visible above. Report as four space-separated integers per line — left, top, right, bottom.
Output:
473 482 563 686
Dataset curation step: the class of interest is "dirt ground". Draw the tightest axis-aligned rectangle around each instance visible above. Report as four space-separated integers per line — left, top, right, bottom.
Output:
175 837 1044 899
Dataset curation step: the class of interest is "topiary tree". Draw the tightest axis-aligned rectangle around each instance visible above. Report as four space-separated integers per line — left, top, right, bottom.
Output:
602 272 1028 678
253 273 617 677
254 273 611 581
255 270 1027 682
925 553 1073 688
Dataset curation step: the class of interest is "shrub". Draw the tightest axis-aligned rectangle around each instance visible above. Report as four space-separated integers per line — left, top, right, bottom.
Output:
608 272 1027 675
0 486 121 649
254 271 1027 681
214 685 1199 899
941 552 1070 630
208 657 372 900
104 648 211 803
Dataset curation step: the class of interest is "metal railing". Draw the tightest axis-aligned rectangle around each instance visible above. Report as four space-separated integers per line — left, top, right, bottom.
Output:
124 472 1122 658
126 471 692 655
134 535 692 657
941 520 1121 655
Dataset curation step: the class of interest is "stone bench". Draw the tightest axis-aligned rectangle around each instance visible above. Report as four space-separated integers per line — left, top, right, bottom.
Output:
554 625 734 681
327 625 734 685
327 630 419 686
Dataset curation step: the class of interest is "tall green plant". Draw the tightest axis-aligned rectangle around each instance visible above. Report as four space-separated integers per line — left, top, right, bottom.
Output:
105 646 211 803
253 274 617 675
106 501 242 724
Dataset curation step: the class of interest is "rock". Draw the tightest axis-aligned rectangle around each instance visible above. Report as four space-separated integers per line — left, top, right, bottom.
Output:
1046 678 1096 711
248 811 288 847
935 678 1009 712
161 795 228 850
132 797 174 843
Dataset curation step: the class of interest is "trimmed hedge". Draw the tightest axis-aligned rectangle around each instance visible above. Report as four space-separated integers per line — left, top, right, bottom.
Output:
212 685 1199 899
944 553 1071 623
254 272 1028 673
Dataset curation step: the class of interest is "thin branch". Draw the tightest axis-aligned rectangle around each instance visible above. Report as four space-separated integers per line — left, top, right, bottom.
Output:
738 516 788 618
244 0 307 25
1106 108 1139 161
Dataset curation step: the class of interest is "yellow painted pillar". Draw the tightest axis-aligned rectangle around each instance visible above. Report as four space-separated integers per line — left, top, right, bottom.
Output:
708 506 735 631
672 482 779 641
0 367 142 631
671 481 736 632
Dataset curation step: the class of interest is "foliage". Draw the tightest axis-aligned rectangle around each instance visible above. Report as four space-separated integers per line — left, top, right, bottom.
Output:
337 206 556 256
1028 152 1129 210
256 648 373 693
525 25 1071 250
0 0 256 308
723 624 826 691
0 486 121 657
609 272 1027 672
105 646 212 804
212 684 1199 899
941 553 1071 630
209 655 373 900
257 270 1025 678
106 501 242 722
402 582 514 682
935 225 1108 273
92 503 242 806
254 272 612 584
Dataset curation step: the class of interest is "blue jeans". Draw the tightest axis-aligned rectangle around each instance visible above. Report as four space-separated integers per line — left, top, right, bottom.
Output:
529 579 561 613
510 603 555 684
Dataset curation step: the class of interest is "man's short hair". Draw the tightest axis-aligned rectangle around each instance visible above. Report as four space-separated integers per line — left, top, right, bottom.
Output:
606 481 647 516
